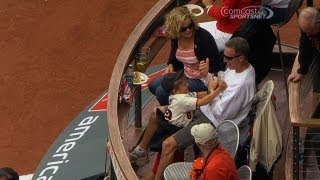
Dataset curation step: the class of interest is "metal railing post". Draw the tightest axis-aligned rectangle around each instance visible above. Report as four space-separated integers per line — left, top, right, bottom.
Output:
293 126 300 180
134 85 142 128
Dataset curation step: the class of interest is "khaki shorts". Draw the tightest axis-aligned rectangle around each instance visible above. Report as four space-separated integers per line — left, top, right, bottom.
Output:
172 110 213 150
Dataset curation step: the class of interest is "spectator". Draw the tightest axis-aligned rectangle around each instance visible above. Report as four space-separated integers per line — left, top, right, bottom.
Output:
0 167 19 180
153 37 256 180
130 70 227 166
288 7 320 93
148 6 222 106
190 123 239 180
201 0 261 51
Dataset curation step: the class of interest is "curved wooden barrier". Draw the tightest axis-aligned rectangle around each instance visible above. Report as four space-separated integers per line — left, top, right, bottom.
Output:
107 0 175 179
289 51 320 127
287 52 320 180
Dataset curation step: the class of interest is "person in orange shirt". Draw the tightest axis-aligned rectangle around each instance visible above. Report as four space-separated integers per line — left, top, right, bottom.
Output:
190 123 239 180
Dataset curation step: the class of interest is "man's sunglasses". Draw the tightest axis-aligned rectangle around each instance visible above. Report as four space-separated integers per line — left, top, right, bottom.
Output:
224 54 241 61
180 23 194 32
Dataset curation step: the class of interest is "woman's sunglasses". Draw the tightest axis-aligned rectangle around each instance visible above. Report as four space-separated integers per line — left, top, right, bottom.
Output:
180 23 194 32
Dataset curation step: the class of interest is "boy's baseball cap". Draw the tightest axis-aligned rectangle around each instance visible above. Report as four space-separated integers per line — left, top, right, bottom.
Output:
161 70 184 93
191 123 218 144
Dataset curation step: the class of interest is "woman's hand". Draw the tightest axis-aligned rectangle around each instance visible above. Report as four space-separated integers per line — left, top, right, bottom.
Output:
164 64 174 74
202 0 213 7
199 58 209 77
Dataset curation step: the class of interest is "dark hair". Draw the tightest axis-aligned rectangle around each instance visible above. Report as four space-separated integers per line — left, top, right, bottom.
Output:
0 167 19 180
225 37 250 58
172 73 187 92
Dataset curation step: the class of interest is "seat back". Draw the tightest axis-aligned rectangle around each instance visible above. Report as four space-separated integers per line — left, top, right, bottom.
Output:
254 81 274 120
238 165 252 180
277 0 304 26
163 162 193 180
217 120 240 158
250 80 283 172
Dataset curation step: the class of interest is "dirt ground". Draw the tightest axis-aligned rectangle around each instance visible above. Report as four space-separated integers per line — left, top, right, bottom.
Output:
0 0 158 174
0 0 318 176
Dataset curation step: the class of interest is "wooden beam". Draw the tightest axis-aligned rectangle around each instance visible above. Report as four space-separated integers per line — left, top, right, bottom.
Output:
107 0 175 179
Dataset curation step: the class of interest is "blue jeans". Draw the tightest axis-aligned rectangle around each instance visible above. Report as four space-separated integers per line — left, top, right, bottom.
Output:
148 76 208 105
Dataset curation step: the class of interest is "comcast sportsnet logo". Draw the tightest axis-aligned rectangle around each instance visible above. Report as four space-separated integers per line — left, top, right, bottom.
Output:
220 6 274 19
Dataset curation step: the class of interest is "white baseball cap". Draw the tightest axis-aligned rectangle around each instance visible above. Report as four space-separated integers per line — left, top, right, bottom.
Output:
191 123 218 144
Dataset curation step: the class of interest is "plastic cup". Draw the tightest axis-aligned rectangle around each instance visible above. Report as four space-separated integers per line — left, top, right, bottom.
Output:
217 71 225 81
135 53 148 72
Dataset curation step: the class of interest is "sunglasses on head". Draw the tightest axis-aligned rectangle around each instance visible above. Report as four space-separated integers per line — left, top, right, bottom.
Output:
224 54 241 61
180 23 194 32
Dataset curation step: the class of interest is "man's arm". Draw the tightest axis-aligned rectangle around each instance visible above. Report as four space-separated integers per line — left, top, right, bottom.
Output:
288 32 313 82
297 31 313 75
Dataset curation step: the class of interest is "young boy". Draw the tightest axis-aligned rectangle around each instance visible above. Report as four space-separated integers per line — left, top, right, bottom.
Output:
130 70 227 166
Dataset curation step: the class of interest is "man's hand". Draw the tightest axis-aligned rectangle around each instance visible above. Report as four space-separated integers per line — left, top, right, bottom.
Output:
199 58 209 77
202 0 213 7
164 64 174 74
288 72 304 82
208 74 218 91
217 80 228 92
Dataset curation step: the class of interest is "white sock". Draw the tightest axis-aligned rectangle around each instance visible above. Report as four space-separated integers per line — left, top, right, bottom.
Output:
133 145 146 155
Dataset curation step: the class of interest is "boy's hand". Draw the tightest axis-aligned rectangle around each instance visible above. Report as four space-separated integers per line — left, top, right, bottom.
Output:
202 0 213 7
208 74 218 91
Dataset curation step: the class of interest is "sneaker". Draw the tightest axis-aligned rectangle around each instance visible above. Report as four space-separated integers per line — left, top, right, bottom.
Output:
129 150 149 167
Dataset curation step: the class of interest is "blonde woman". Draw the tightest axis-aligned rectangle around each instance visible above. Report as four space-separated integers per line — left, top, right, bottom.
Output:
148 6 222 106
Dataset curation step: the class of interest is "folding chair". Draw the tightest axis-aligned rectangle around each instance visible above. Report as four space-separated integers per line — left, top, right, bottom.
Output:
217 120 240 158
163 162 193 180
238 165 252 180
273 0 304 98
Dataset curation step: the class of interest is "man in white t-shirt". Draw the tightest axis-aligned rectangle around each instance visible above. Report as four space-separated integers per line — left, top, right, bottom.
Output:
154 37 256 180
200 38 256 126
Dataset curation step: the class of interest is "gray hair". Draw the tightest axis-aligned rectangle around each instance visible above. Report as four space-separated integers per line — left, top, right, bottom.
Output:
225 37 250 58
299 7 319 28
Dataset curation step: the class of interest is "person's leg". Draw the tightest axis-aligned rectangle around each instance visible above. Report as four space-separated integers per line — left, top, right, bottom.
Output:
130 107 166 167
264 7 288 25
148 76 163 95
154 111 211 180
148 76 170 105
187 78 207 92
154 136 178 180
139 107 165 150
154 85 170 106
144 172 155 180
